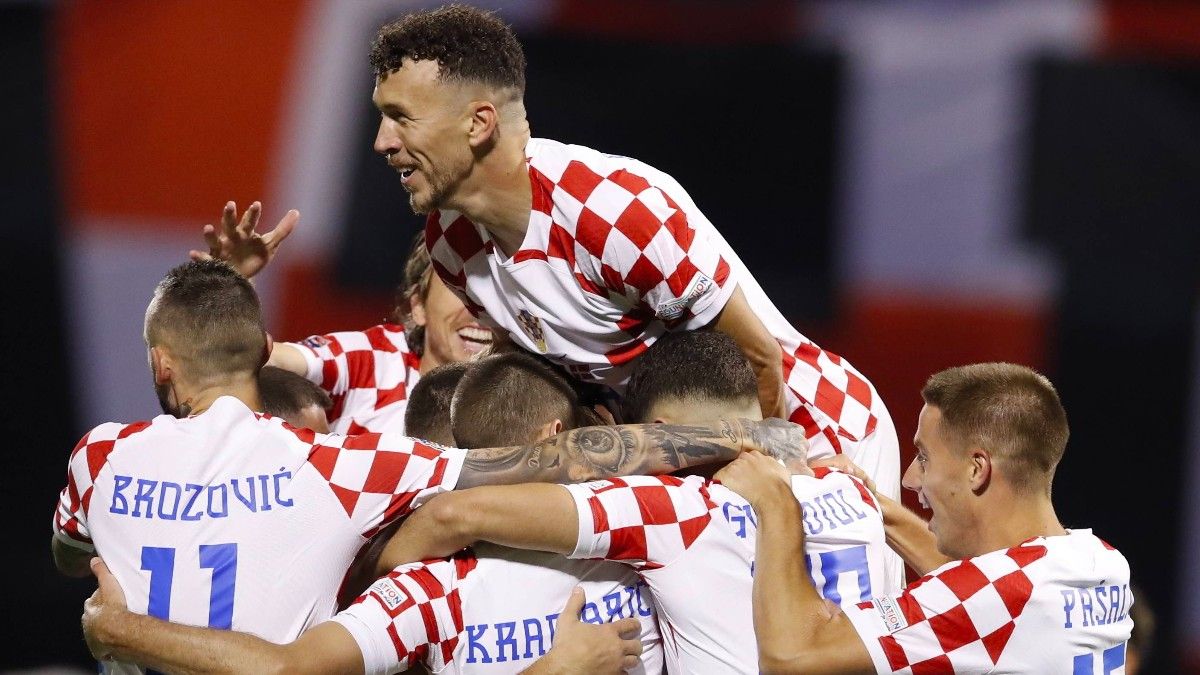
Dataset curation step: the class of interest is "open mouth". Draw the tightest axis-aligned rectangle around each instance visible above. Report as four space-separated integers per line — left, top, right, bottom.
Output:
457 325 493 353
399 168 416 184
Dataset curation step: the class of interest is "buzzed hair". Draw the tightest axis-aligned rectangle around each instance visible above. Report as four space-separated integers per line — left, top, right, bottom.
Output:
145 260 265 382
370 5 526 95
259 366 332 420
922 362 1070 494
451 351 579 449
404 362 470 445
622 330 758 423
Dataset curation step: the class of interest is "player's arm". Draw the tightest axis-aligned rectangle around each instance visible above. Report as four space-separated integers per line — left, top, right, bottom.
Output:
712 285 788 419
875 493 953 576
83 560 362 675
51 533 93 578
456 417 807 488
717 452 875 674
378 483 577 573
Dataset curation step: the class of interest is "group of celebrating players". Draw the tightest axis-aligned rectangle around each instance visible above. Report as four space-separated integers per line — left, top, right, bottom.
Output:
53 5 1134 674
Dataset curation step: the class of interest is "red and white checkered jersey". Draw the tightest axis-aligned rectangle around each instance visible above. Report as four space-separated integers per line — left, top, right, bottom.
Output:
843 529 1133 674
289 323 421 435
330 543 664 675
425 138 899 493
562 468 897 674
52 396 464 675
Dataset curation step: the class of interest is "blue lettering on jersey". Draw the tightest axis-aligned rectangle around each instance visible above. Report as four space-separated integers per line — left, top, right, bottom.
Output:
494 621 518 662
799 488 869 537
107 470 295 522
721 502 757 538
1062 584 1132 629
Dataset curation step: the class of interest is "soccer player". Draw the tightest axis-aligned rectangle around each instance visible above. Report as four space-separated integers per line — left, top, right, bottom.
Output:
364 5 901 509
195 202 490 435
79 351 664 674
715 363 1133 673
50 260 806 672
258 365 333 433
374 330 896 673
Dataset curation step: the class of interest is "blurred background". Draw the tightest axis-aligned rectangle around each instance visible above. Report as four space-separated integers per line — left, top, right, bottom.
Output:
4 0 1197 672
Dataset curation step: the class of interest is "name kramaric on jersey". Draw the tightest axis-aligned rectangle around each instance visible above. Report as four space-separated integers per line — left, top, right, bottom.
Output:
107 470 295 521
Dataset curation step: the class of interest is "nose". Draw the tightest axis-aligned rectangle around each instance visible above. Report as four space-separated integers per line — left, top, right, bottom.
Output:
374 117 403 157
901 457 922 493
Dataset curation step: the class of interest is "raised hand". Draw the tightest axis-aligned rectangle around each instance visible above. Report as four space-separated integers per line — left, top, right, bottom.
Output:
189 201 299 279
527 587 642 674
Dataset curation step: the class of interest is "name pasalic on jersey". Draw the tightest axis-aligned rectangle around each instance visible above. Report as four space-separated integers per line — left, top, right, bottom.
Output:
107 469 295 521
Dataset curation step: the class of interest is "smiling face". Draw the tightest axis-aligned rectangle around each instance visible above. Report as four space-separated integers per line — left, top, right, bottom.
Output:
373 59 475 214
412 272 492 369
903 404 980 559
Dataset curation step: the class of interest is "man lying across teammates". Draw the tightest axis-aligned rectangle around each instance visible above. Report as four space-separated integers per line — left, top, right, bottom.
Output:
51 260 806 673
194 201 489 436
373 330 897 673
81 351 667 674
715 363 1133 673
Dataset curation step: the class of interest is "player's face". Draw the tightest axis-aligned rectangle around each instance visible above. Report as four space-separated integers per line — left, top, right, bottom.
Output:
414 272 493 370
905 405 977 558
373 59 474 215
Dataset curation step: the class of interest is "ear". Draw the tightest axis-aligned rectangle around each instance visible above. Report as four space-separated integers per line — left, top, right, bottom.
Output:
150 346 172 385
466 101 500 148
969 448 992 493
535 418 564 441
262 333 274 368
653 416 670 425
410 291 428 327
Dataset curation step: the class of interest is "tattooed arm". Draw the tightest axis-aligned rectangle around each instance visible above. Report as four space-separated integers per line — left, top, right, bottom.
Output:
455 418 807 488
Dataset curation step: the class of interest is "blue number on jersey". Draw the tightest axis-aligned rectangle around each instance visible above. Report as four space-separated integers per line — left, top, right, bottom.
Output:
806 545 872 604
1073 643 1125 674
141 543 239 628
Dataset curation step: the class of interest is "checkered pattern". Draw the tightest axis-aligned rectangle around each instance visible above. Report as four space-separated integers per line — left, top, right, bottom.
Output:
850 543 1049 673
291 323 421 435
53 420 152 547
783 341 881 456
565 475 717 570
303 429 461 539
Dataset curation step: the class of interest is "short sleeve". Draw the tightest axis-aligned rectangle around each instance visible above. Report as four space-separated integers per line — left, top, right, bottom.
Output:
306 432 467 538
331 562 464 675
843 546 1049 673
561 475 715 570
52 422 136 550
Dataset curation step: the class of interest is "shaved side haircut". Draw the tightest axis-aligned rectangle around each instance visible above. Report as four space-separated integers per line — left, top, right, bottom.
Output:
451 351 580 449
622 330 758 423
258 366 332 420
404 362 470 445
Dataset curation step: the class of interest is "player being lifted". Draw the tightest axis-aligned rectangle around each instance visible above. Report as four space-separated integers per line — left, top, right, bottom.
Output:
717 363 1133 673
51 260 806 673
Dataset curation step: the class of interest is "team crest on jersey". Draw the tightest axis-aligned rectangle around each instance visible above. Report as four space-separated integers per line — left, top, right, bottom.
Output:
300 335 331 350
516 309 548 353
872 596 909 633
368 577 408 612
657 273 714 321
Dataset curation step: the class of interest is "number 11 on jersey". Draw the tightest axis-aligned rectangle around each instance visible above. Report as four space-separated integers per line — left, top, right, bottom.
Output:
140 543 239 629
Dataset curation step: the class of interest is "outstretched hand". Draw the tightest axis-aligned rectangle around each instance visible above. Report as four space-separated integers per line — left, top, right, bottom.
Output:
189 201 299 279
531 587 642 674
82 557 128 662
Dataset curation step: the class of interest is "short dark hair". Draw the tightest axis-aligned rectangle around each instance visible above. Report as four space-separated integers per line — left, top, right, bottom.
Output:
404 362 470 445
622 330 758 423
258 366 332 420
370 5 526 95
389 231 433 356
145 260 265 381
451 352 579 449
922 363 1069 494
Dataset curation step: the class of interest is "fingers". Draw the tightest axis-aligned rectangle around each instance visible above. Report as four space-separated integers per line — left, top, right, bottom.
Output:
558 586 585 623
221 201 239 240
91 557 115 591
263 209 300 250
613 617 641 639
237 201 262 237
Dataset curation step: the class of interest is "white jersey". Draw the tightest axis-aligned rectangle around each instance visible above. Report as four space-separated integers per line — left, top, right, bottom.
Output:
844 529 1133 674
426 138 900 499
291 323 421 435
562 468 897 674
331 543 664 675
52 396 465 674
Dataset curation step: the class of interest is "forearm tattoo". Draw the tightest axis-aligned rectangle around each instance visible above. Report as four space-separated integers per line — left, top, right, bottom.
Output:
743 417 810 464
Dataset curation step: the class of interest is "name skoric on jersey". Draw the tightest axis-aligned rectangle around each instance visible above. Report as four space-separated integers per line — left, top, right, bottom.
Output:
562 467 897 674
332 543 664 675
52 396 465 674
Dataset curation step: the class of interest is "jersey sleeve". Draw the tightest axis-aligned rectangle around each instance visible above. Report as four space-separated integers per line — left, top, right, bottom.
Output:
306 431 467 539
561 475 715 570
842 545 1049 673
571 171 737 330
52 422 131 551
286 324 418 429
329 561 464 675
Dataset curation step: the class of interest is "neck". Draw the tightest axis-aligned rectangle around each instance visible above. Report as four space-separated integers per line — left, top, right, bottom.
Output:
173 373 262 418
448 120 532 255
417 350 443 375
971 491 1065 555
